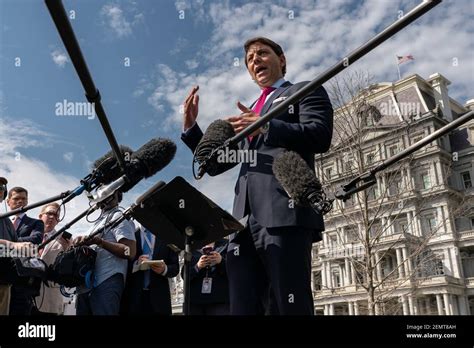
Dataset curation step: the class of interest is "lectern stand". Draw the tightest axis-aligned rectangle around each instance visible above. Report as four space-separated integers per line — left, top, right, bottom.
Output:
131 176 243 315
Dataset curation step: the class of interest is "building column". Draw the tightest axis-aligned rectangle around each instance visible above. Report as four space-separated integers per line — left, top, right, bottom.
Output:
450 247 461 278
457 295 469 315
326 263 333 289
396 248 405 279
375 302 381 315
431 161 439 186
451 295 459 315
324 304 328 315
443 205 454 235
351 261 357 287
329 303 335 315
424 298 431 315
354 301 359 315
402 247 411 277
322 262 327 288
401 295 409 315
443 293 453 315
443 248 453 276
381 217 387 237
435 161 444 187
436 294 444 315
375 252 383 282
408 295 414 315
348 301 354 315
345 258 351 285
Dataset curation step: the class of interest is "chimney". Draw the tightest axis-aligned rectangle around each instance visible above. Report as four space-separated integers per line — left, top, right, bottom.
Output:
428 73 453 121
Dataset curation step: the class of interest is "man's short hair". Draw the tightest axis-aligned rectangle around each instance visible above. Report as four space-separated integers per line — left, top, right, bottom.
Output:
8 186 28 199
40 202 61 216
244 37 286 76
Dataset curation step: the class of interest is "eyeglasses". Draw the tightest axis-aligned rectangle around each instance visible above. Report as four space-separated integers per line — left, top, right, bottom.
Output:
44 211 59 218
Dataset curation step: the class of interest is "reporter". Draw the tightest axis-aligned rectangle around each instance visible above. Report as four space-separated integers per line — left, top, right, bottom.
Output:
121 224 179 315
181 239 229 315
74 191 136 315
34 203 71 315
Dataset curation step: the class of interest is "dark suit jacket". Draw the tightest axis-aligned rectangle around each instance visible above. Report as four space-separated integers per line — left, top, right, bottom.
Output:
181 239 229 305
0 217 16 242
16 215 44 245
182 81 333 236
123 230 179 315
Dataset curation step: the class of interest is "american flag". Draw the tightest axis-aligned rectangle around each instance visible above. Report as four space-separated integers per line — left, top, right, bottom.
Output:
397 55 414 64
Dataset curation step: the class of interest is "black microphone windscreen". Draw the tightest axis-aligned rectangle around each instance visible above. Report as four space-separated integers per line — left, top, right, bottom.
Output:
93 145 134 184
195 120 238 177
272 151 322 206
132 138 177 177
200 120 235 146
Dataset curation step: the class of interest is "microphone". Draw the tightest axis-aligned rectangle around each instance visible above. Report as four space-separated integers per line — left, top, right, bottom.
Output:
52 145 134 205
89 138 176 203
194 120 239 179
272 151 333 215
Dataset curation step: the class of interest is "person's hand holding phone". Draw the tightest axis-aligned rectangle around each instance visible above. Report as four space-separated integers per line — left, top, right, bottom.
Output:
208 251 222 266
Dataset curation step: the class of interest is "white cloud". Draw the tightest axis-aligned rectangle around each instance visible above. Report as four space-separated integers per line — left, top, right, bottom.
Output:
63 152 74 163
0 117 92 235
100 3 144 39
51 49 68 68
185 59 200 70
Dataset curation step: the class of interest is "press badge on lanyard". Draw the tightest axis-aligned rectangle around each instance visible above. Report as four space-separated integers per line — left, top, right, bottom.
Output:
202 277 212 294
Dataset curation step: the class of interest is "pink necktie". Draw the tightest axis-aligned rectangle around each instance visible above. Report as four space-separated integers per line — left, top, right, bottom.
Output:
249 86 276 142
13 216 21 231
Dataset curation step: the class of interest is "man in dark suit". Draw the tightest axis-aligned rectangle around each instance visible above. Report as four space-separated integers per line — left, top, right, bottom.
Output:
122 225 179 315
181 37 333 315
7 187 44 245
7 186 44 315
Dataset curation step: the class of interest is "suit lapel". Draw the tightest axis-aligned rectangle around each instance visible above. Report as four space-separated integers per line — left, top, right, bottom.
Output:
16 216 28 237
249 82 292 147
261 81 292 115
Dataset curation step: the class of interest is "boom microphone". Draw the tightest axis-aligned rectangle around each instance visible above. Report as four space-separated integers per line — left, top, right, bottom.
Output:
194 120 238 178
90 138 176 203
272 151 333 215
63 144 134 202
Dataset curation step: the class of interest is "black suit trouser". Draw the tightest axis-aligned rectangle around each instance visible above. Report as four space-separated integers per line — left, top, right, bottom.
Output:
226 214 314 315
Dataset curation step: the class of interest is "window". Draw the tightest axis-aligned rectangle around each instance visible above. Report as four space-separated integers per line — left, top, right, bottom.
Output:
343 160 353 172
346 227 359 242
411 133 424 146
328 234 338 249
434 256 445 276
461 171 472 189
332 269 342 288
325 167 333 180
388 144 399 157
422 215 437 235
395 219 409 234
388 173 402 196
366 153 375 165
422 172 431 189
471 217 474 229
313 271 322 291
367 186 379 201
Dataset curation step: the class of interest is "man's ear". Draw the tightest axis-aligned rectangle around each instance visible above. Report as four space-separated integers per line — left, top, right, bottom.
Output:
279 54 286 74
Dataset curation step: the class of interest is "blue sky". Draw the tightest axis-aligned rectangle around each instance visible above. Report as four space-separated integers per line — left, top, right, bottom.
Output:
1 0 473 233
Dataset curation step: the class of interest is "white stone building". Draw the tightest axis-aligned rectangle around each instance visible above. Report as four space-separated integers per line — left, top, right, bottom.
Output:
313 72 474 315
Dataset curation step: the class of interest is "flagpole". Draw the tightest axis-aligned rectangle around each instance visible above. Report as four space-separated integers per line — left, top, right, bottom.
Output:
395 55 401 80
